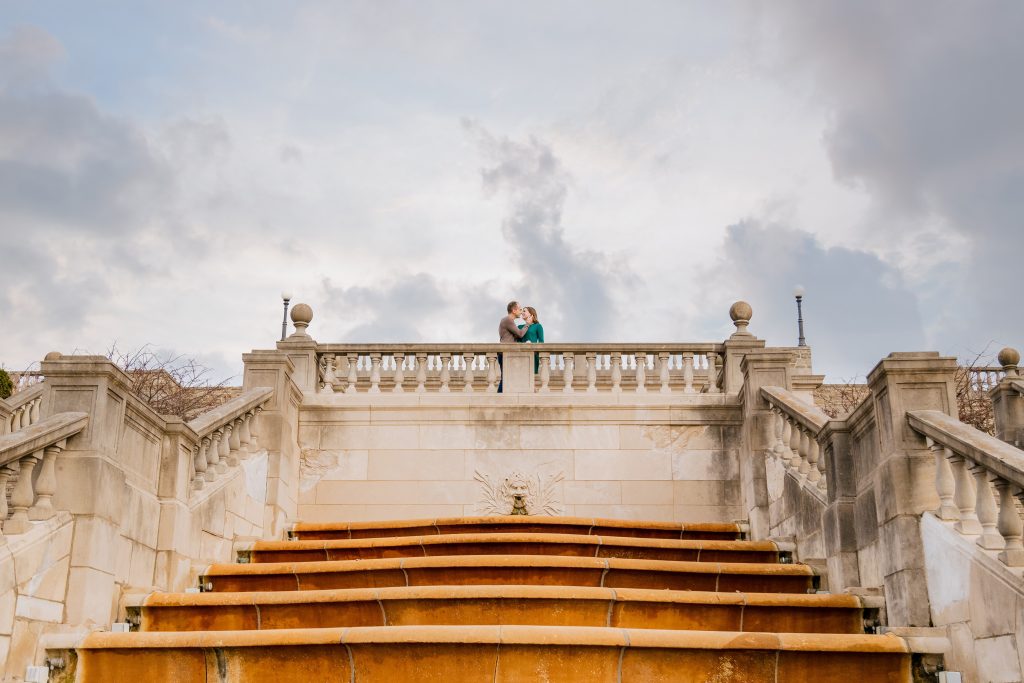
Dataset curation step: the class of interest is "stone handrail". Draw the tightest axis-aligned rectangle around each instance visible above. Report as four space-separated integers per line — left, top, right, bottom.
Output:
2 382 47 434
0 411 88 542
907 409 1024 567
315 343 724 395
185 387 273 491
761 386 831 496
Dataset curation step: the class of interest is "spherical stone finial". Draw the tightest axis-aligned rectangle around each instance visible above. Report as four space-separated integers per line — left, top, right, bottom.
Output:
44 351 62 361
729 301 753 338
998 347 1020 377
289 303 313 337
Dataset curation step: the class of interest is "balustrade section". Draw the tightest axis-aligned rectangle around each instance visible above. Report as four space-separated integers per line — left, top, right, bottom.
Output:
908 409 1024 568
315 344 724 395
2 383 47 435
186 387 273 491
0 411 88 543
761 386 830 496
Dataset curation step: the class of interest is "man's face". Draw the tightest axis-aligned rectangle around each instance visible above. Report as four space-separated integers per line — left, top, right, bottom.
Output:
512 305 521 317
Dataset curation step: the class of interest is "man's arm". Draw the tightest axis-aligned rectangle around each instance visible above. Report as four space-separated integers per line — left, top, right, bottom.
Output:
502 317 529 339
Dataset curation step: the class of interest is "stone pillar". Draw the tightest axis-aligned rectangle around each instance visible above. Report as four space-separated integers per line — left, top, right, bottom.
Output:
276 302 319 392
242 351 302 538
738 350 795 540
500 348 535 394
817 420 861 592
865 351 958 627
722 301 766 394
154 419 198 591
991 347 1024 447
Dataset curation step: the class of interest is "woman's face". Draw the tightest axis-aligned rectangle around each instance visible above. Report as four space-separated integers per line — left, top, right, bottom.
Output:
523 309 533 323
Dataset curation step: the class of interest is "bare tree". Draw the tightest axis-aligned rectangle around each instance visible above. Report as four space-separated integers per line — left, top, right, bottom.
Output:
814 379 871 419
954 348 997 435
106 344 239 421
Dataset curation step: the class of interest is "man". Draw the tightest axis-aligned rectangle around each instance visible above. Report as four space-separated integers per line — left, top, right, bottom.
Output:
497 301 531 392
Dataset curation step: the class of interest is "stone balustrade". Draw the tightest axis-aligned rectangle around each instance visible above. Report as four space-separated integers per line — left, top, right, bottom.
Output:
761 386 830 496
0 411 88 543
907 409 1024 568
968 366 1006 394
1 383 47 434
315 343 724 395
186 387 273 491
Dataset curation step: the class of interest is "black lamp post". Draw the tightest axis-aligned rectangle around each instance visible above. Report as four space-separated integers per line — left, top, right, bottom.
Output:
281 291 293 341
794 286 806 347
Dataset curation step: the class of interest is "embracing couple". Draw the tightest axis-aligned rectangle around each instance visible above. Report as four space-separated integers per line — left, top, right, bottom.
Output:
497 301 545 392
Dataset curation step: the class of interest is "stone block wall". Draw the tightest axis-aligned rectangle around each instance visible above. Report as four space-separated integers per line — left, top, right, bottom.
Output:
296 396 744 523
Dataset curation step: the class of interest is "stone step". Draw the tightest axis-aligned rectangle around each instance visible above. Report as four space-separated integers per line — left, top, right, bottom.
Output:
69 625 911 682
290 515 744 541
137 585 867 634
201 555 817 594
242 532 781 564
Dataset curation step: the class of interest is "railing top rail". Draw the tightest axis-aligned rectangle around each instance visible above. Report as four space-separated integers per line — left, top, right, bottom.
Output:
2 381 46 410
316 342 725 354
0 412 88 468
761 386 830 433
187 387 273 437
908 409 1024 490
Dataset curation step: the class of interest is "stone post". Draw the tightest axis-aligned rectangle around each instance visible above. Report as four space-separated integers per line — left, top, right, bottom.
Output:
865 351 958 627
153 418 199 591
500 347 535 394
276 302 319 392
242 351 303 538
817 419 861 592
738 349 796 540
990 347 1024 447
722 301 766 394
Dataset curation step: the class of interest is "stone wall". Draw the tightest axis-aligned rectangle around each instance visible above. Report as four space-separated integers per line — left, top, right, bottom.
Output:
296 395 744 523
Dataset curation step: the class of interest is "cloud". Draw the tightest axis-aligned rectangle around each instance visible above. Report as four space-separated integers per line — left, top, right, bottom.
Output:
753 0 1024 351
707 219 926 379
466 121 628 341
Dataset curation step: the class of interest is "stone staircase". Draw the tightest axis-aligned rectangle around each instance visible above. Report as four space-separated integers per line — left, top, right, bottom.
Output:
64 516 913 682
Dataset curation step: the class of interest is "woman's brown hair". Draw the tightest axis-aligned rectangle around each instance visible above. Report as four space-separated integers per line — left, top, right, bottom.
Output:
525 306 539 324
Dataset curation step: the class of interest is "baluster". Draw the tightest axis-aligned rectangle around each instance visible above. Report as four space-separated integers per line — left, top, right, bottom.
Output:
562 353 575 394
994 478 1024 566
27 442 61 520
196 438 212 485
971 467 1004 549
414 353 427 393
485 352 498 393
786 418 800 470
816 441 827 491
682 353 695 393
321 354 336 393
797 429 811 481
926 438 958 520
947 453 982 534
805 435 821 485
368 353 382 393
206 431 223 475
610 352 622 393
345 353 359 394
538 353 551 393
229 418 243 461
0 464 17 534
30 397 40 424
706 351 720 393
18 406 28 430
772 407 787 459
438 353 451 392
239 412 253 456
250 407 263 451
390 353 405 393
5 451 41 534
586 352 598 393
460 352 474 393
222 424 237 467
635 352 647 393
658 352 671 393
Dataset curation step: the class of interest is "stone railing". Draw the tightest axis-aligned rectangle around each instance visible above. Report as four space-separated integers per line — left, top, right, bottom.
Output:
314 343 724 395
968 366 1006 394
186 387 273 490
0 411 88 542
908 409 1024 568
1 382 47 434
761 386 831 496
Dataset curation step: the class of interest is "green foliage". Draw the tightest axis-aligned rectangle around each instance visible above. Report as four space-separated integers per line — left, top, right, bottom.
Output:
0 369 12 400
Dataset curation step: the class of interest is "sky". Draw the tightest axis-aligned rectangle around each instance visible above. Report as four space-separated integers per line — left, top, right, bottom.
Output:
1 1 1021 383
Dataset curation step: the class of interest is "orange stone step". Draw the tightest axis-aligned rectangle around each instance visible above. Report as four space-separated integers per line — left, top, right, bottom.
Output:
71 625 911 683
243 532 780 564
138 585 865 634
201 555 816 594
290 515 743 541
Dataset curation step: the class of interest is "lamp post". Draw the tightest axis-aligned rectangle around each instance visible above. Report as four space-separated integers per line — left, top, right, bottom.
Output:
281 291 293 341
794 286 806 347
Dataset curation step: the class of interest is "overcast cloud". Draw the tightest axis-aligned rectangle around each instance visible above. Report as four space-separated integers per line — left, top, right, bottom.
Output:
0 2 1020 382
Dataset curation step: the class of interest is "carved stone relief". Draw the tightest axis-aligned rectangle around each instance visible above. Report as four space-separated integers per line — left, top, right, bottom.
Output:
474 467 565 516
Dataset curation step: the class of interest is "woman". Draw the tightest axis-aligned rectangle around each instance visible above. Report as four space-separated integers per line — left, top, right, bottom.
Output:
517 306 544 372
